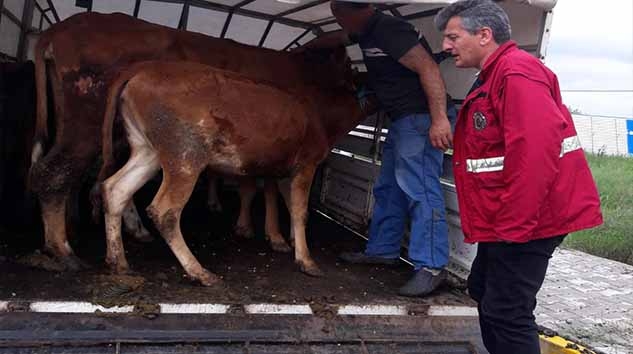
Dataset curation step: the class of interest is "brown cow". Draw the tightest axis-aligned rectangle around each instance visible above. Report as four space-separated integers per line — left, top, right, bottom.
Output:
100 53 369 284
30 12 344 270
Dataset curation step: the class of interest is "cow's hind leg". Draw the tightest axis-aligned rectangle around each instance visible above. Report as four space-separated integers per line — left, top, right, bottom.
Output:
29 56 89 271
147 168 221 287
264 179 291 253
40 196 84 270
30 148 92 271
102 147 160 273
280 166 322 277
234 178 256 239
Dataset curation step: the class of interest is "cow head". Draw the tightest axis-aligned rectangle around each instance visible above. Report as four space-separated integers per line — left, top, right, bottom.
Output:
298 45 354 91
296 47 380 118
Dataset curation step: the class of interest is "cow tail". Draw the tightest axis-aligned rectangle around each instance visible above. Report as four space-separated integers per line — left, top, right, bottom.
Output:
100 72 133 183
31 38 50 168
91 69 132 224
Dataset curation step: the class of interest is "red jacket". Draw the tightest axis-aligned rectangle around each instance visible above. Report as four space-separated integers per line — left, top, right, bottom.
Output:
453 41 603 244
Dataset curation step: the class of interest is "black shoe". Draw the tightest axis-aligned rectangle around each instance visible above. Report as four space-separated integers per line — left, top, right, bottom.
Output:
338 251 399 266
398 268 447 297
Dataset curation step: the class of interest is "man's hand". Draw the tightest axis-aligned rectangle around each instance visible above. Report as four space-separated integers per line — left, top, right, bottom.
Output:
398 45 451 150
429 117 452 151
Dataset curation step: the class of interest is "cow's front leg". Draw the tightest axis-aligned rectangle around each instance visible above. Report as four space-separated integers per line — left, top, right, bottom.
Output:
264 179 291 253
281 166 322 277
206 170 223 213
234 177 256 238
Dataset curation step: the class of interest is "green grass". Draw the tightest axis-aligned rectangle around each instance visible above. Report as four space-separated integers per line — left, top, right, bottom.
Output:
562 153 633 265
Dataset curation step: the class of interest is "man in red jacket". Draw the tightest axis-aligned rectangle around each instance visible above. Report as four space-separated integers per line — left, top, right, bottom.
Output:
435 1 603 353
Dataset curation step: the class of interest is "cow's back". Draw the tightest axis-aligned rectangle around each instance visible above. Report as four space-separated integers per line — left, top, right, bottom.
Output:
42 13 168 70
45 12 306 85
41 12 312 134
172 30 304 87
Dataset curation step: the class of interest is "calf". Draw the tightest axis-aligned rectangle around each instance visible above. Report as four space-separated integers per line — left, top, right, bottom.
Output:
101 52 371 284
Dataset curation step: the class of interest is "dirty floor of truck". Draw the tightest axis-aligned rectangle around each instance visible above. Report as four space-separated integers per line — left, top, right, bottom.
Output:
0 185 473 308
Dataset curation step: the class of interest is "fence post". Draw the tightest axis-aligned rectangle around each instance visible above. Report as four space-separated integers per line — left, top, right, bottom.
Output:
589 116 595 154
615 119 619 155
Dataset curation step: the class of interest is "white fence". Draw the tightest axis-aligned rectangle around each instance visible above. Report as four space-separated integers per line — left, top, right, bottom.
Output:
572 114 633 157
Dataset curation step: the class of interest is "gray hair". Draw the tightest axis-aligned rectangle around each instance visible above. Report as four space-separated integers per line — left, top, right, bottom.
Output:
434 0 511 44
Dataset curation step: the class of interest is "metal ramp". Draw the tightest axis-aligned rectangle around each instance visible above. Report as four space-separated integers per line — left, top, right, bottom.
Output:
0 312 486 353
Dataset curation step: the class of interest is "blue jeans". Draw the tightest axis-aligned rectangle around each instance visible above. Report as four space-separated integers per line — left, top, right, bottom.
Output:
365 112 452 270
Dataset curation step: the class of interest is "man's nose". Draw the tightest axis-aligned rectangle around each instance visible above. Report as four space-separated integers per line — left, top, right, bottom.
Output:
442 39 452 52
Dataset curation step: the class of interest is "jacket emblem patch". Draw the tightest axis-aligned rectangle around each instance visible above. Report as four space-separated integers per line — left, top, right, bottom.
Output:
473 112 487 131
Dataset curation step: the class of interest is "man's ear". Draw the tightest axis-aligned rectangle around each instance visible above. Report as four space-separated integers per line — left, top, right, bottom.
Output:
479 27 494 46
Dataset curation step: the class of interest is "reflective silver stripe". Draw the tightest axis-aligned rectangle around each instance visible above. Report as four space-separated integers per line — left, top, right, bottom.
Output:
466 135 582 174
466 156 505 173
560 135 582 157
363 48 388 57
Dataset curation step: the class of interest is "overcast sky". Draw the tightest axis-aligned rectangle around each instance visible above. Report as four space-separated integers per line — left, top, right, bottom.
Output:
545 0 633 118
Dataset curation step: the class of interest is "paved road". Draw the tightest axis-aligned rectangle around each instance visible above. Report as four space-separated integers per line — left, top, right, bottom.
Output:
536 249 633 354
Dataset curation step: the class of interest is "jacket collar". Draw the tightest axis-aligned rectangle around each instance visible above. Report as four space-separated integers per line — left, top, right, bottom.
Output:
479 40 518 82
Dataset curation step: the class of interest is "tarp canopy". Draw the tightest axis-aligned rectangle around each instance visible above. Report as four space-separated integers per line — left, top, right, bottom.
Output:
342 0 556 11
1 0 556 99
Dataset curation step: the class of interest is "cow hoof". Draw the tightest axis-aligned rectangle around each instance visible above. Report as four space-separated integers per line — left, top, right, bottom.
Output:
269 238 292 253
62 254 90 272
298 261 324 277
106 260 131 275
111 266 131 275
233 225 255 239
198 270 222 287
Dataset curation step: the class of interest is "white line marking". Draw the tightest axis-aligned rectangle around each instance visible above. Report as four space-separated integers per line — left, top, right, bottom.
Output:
427 306 478 317
6 300 479 318
244 304 313 315
159 303 230 314
29 301 134 313
337 305 408 316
